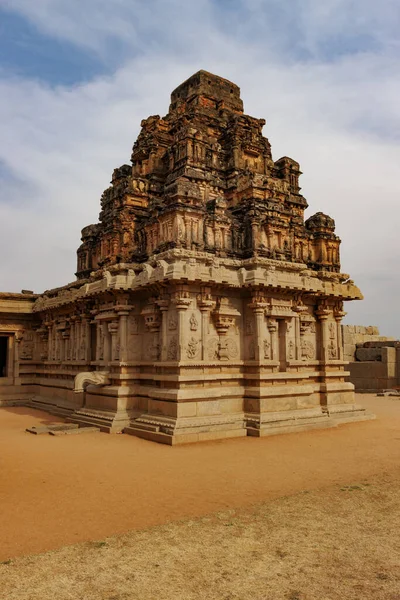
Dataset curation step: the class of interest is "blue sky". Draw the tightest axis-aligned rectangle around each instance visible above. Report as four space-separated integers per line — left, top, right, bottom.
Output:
0 0 399 336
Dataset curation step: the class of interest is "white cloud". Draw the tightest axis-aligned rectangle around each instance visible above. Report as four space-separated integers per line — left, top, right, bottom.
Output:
0 1 399 336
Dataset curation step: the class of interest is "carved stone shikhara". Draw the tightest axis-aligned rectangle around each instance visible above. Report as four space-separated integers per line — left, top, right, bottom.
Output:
0 71 373 441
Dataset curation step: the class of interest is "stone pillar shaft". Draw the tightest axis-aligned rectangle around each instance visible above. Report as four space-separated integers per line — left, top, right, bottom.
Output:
102 322 111 363
118 311 129 362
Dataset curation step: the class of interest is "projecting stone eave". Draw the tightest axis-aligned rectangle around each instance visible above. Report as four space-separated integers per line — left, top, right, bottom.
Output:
31 252 362 313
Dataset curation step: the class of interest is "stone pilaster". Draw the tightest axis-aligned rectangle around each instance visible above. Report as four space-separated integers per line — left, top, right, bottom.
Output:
171 290 191 361
47 322 53 361
249 297 268 363
333 304 346 361
315 304 330 363
156 299 169 361
292 302 308 361
267 318 279 362
80 315 91 362
198 291 215 361
117 309 130 363
102 321 111 363
108 321 119 361
69 319 76 361
14 332 22 380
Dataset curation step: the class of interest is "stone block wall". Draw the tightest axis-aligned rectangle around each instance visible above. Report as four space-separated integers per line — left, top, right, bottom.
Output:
342 325 394 361
343 325 400 391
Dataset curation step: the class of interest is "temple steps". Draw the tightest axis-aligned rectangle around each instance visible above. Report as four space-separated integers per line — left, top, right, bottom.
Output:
66 414 126 434
28 396 75 419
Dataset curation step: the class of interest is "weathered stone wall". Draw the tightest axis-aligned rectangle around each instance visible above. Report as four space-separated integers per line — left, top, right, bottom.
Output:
342 325 394 361
348 345 400 392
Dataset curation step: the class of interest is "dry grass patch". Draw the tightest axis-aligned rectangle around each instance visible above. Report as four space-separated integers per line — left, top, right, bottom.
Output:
1 471 400 600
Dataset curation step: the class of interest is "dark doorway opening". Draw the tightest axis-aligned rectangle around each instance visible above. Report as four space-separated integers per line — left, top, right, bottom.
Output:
0 337 8 377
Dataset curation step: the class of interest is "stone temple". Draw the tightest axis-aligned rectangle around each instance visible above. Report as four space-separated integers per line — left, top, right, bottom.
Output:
0 70 371 443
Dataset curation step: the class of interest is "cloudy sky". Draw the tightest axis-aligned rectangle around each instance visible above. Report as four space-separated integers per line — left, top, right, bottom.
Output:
0 0 399 336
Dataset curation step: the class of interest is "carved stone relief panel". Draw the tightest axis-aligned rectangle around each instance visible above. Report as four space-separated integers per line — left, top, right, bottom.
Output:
327 320 338 359
226 337 239 360
186 336 200 360
286 319 296 360
167 336 178 360
301 339 315 360
207 337 219 361
19 331 34 360
189 312 199 331
168 313 178 331
145 335 160 361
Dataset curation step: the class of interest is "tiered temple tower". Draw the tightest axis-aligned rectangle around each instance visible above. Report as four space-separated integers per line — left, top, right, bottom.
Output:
0 71 371 443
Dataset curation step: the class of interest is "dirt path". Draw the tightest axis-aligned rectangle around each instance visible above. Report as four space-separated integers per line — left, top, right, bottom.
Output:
1 394 399 560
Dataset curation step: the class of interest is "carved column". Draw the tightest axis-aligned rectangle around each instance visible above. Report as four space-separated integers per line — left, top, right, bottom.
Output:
69 319 76 361
14 331 22 380
267 319 279 362
54 328 60 361
80 315 90 362
73 317 80 361
315 304 330 363
62 329 70 362
47 322 53 361
198 292 215 361
95 320 102 361
249 297 268 362
102 321 111 363
172 290 191 361
117 310 131 363
108 321 119 361
156 299 169 362
334 305 346 361
292 302 308 361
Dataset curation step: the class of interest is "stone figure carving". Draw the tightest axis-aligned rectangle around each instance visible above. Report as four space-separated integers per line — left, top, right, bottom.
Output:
226 337 238 359
190 313 199 331
301 340 314 360
207 337 219 361
264 340 271 359
167 336 178 360
186 337 200 359
288 340 295 360
168 315 178 330
328 341 337 359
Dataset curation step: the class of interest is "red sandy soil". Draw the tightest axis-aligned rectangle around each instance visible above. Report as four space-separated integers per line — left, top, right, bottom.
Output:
0 394 399 560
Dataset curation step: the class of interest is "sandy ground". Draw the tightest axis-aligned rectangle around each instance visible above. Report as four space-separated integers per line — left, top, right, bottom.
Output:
0 394 399 561
1 471 399 600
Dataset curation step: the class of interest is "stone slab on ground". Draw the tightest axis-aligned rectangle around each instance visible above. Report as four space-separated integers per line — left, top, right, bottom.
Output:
26 423 79 435
49 426 100 436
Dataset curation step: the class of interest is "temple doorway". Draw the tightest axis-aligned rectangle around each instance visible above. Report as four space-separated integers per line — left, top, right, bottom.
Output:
0 336 8 377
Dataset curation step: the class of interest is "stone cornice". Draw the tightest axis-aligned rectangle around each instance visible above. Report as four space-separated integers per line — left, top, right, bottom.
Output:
32 251 362 313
